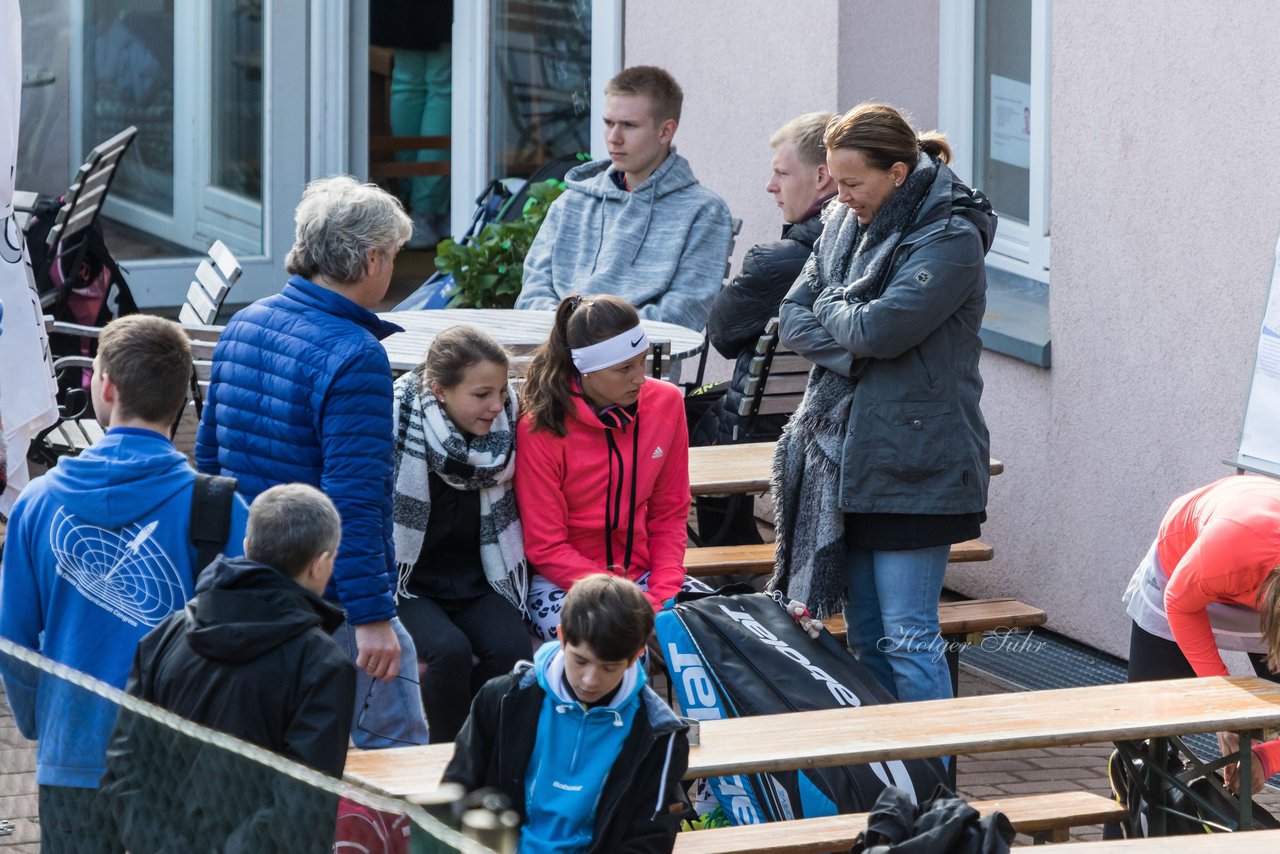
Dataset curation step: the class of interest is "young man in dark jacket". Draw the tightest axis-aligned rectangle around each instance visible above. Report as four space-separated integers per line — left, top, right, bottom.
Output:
444 574 691 854
103 483 355 852
689 112 836 543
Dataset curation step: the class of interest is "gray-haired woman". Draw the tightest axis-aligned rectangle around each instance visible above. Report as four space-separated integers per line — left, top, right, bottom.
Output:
195 176 429 749
770 103 995 704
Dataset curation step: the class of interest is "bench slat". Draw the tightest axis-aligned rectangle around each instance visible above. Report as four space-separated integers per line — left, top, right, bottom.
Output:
672 790 1125 854
685 539 993 577
822 598 1046 642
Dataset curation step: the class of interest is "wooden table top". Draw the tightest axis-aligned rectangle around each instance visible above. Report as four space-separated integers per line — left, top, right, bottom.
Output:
380 309 705 373
687 441 1004 496
344 676 1280 801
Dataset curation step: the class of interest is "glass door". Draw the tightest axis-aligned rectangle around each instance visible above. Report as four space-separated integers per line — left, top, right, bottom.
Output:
77 0 263 256
487 0 593 178
196 0 264 253
450 0 621 238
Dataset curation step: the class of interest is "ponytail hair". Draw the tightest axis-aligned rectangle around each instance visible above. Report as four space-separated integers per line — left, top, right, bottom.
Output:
824 102 952 172
522 294 640 436
1258 564 1280 673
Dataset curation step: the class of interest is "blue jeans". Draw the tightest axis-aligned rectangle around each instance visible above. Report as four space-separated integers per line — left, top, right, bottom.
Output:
332 617 431 748
843 544 952 703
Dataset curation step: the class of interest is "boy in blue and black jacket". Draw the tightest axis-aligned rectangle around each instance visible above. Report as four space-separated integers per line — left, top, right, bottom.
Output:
444 574 691 854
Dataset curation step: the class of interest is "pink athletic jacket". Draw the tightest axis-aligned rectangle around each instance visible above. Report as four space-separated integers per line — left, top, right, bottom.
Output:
515 378 691 610
1158 474 1280 777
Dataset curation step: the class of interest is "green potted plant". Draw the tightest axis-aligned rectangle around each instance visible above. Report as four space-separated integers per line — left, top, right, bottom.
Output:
433 179 567 308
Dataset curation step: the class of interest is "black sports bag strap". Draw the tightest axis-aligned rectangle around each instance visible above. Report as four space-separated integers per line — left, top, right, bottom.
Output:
190 473 237 581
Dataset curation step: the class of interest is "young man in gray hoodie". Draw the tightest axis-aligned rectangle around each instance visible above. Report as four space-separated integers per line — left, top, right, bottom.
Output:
515 66 733 332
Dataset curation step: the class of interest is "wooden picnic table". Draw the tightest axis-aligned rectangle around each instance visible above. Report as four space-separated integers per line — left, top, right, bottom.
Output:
687 441 1004 496
379 309 705 374
344 676 1280 831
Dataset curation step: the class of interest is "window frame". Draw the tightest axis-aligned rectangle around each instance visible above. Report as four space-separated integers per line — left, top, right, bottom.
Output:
939 0 1052 283
450 0 623 239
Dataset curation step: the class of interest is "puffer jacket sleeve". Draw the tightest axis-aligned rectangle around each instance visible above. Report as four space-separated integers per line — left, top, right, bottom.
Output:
319 347 398 625
810 228 983 361
778 251 855 377
708 245 772 359
515 198 564 311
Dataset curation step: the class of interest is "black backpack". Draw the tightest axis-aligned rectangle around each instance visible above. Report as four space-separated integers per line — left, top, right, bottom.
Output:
25 195 138 400
656 587 949 824
190 473 237 580
1107 737 1280 836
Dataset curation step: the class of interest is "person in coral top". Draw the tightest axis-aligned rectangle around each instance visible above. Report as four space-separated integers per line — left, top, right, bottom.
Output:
515 294 709 641
1122 474 1280 794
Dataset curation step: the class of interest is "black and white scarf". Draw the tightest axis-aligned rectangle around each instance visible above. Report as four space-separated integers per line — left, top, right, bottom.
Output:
392 370 527 613
769 153 938 618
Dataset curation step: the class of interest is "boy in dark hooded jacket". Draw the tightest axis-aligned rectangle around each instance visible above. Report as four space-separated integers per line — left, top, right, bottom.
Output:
444 573 691 853
103 483 355 852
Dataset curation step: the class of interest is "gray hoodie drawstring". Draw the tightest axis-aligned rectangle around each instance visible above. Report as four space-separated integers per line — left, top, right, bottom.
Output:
591 201 606 273
631 187 656 263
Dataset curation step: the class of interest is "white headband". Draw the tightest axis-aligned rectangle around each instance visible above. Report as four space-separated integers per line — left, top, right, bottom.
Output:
571 325 649 373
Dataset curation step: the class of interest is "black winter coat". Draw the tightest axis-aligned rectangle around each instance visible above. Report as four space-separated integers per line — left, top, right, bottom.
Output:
694 213 824 445
102 557 355 852
443 664 691 853
855 785 1014 853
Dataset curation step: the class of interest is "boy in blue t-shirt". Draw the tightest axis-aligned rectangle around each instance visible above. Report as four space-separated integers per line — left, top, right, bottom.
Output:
445 574 691 853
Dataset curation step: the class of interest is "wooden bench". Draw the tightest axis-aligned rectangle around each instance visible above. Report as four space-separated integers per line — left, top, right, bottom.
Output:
685 539 994 578
672 790 1126 852
344 677 1280 835
822 597 1048 646
688 441 1003 497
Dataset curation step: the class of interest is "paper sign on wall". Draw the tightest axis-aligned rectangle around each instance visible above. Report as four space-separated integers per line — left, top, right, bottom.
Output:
1236 235 1280 474
990 74 1031 169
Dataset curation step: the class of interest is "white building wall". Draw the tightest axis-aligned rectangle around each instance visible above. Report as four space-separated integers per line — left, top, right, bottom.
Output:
629 0 1280 658
624 0 842 278
958 0 1280 656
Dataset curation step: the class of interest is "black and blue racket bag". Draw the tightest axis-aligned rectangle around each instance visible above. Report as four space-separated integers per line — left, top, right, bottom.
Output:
656 587 947 825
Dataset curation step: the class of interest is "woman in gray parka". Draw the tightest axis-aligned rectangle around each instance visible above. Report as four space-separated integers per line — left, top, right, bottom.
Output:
770 103 996 703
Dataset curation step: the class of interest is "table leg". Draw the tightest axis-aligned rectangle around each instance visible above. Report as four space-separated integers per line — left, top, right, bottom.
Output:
1239 730 1254 829
943 634 963 791
1147 737 1169 837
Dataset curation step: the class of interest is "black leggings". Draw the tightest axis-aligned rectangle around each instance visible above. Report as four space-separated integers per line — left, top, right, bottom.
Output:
1125 621 1280 683
397 590 531 742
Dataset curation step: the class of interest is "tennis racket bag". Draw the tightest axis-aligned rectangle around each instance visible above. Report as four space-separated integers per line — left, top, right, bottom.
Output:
656 587 948 825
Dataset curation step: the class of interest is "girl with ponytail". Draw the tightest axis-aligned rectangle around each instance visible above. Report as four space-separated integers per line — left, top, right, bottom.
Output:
516 294 708 640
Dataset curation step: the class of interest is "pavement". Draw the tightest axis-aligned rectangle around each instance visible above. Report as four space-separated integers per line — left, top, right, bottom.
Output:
2 665 1278 850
